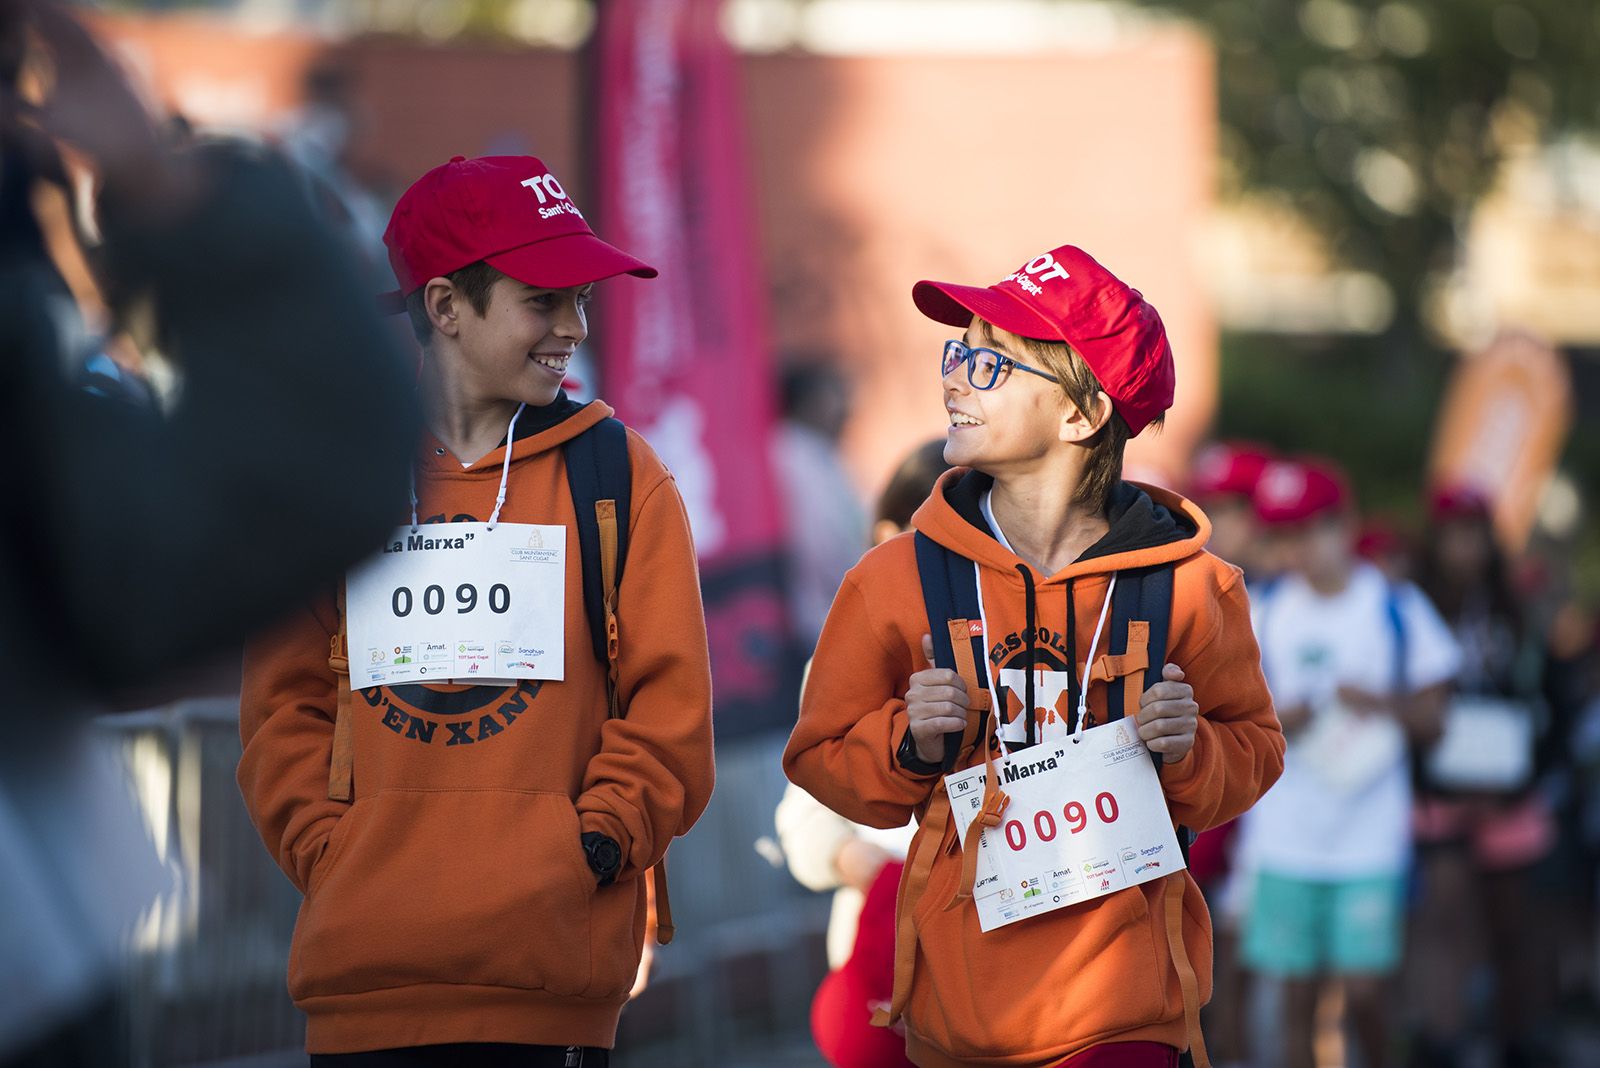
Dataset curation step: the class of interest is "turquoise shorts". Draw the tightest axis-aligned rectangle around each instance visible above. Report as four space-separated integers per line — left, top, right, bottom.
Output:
1241 870 1405 977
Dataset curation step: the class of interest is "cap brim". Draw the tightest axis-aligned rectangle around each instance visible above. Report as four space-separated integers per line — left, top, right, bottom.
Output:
912 280 1061 341
486 231 658 289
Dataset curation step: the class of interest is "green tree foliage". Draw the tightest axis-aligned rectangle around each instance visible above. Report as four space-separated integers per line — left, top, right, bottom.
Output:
1132 0 1600 344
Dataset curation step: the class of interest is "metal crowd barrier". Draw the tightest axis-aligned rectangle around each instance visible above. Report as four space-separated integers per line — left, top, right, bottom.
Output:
100 704 828 1068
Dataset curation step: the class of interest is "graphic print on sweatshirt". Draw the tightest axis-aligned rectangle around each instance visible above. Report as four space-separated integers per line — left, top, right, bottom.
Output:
987 625 1079 746
356 509 551 748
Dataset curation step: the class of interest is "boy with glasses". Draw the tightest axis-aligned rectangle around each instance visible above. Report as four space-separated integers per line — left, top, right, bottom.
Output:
786 245 1283 1068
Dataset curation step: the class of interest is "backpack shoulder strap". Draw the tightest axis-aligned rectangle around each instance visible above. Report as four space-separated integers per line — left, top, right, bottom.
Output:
1104 562 1176 724
1101 562 1206 1068
328 584 355 801
913 531 990 770
564 417 632 715
1385 580 1408 695
565 418 676 943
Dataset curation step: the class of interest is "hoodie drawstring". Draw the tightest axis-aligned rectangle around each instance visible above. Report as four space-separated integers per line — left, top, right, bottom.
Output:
1015 564 1038 749
1074 573 1118 735
1065 579 1079 732
409 402 526 531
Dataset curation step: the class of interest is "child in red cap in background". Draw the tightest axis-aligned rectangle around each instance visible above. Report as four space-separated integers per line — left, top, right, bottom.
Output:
1187 443 1273 582
786 245 1284 1067
238 156 714 1067
1239 458 1460 1068
1183 441 1275 1068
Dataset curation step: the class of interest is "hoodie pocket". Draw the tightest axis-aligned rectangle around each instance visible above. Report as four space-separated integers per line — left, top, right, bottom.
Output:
288 789 595 1000
910 868 1169 1060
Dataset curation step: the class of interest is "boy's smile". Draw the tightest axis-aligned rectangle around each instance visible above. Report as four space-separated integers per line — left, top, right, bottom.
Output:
452 278 591 408
941 319 1063 472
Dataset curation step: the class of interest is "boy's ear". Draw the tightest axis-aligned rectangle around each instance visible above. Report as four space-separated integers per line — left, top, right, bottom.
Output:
1059 389 1114 444
424 277 461 338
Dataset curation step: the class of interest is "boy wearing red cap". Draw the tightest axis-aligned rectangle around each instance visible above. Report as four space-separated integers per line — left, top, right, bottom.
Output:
785 246 1285 1067
1238 458 1459 1068
1187 442 1273 581
238 156 714 1066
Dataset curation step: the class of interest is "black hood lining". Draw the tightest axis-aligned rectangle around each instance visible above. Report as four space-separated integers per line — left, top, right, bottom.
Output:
945 470 1196 565
506 390 589 445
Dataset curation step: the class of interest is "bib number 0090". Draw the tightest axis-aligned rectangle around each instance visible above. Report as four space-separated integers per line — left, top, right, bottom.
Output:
390 582 512 618
1002 791 1120 852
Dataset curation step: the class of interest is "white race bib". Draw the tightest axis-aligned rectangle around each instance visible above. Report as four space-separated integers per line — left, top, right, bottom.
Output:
346 523 566 687
1426 696 1536 791
944 718 1185 932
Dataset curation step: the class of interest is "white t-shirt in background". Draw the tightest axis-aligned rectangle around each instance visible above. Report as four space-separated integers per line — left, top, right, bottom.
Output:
1240 562 1461 880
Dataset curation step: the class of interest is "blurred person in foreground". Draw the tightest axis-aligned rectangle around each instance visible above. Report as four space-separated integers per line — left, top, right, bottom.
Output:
1238 459 1459 1068
1182 440 1273 1068
238 155 714 1066
1406 485 1557 1068
0 2 419 1065
786 245 1283 1067
775 438 948 1068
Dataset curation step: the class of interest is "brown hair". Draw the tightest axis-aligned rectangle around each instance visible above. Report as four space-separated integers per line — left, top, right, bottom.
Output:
404 260 505 346
979 322 1159 515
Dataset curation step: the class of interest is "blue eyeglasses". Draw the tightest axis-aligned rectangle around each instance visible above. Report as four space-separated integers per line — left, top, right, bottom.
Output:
941 339 1061 391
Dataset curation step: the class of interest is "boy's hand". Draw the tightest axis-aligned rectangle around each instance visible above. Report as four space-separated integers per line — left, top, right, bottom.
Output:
1137 663 1199 764
907 634 969 765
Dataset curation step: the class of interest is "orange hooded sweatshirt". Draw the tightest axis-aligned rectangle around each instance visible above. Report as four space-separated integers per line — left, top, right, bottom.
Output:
238 398 714 1053
784 471 1283 1068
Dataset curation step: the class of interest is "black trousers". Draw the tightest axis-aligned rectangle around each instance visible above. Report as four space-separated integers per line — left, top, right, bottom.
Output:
311 1045 610 1068
1 994 126 1068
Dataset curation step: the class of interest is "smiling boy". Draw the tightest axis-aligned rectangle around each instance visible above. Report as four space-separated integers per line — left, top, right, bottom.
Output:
785 245 1283 1067
238 156 714 1067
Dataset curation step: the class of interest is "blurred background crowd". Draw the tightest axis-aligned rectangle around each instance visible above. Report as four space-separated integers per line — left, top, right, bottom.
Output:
3 1 1600 1067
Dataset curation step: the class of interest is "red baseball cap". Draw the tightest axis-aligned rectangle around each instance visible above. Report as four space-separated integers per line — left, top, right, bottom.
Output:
1253 458 1350 526
1356 520 1406 562
912 244 1175 434
382 155 656 297
1428 482 1493 522
1191 441 1274 501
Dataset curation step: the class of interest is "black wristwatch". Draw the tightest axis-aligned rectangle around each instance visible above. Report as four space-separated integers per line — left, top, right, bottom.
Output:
581 831 622 886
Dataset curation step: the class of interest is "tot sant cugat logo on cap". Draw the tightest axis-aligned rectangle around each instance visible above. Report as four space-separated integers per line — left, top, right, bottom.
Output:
1003 252 1073 297
520 172 584 221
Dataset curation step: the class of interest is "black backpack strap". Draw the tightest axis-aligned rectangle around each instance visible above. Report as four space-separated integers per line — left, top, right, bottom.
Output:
913 532 990 770
1104 563 1175 722
1103 562 1187 860
563 417 632 667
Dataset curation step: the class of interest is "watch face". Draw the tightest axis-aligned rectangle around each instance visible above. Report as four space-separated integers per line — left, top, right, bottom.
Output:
592 838 621 872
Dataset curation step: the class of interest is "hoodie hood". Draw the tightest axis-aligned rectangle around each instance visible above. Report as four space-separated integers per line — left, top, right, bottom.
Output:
912 468 1210 582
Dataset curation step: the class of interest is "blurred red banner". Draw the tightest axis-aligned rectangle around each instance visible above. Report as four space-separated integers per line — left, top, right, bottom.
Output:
593 0 796 735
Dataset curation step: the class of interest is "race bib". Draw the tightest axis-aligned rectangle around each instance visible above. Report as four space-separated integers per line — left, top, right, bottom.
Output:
346 523 566 687
945 718 1185 932
1426 695 1536 791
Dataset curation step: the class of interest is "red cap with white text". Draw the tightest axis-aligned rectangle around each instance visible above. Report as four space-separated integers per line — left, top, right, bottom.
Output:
382 155 656 296
913 244 1175 434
